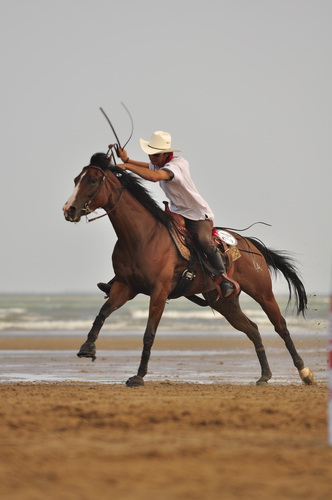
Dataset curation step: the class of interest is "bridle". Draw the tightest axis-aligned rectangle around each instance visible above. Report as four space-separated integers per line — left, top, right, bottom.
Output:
81 166 125 223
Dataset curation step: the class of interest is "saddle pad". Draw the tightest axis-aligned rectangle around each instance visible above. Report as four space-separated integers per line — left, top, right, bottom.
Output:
169 225 191 261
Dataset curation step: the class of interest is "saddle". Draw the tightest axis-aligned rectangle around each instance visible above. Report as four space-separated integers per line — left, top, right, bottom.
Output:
163 202 192 260
164 202 240 301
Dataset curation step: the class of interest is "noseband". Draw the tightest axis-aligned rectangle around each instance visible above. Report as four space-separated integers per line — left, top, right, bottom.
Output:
82 166 125 223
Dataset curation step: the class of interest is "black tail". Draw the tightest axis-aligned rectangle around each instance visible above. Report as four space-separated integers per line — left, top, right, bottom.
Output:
246 237 307 316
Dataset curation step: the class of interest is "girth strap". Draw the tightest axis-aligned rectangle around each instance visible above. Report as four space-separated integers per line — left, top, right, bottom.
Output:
168 257 197 300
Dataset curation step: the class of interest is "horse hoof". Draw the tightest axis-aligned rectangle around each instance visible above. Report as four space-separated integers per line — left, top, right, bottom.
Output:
126 376 145 387
77 342 96 362
256 380 269 386
299 367 315 385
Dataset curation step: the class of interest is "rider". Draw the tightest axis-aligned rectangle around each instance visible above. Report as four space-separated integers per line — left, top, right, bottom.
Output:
98 130 234 298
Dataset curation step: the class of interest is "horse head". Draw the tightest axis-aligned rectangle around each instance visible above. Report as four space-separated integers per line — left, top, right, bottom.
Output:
63 153 114 222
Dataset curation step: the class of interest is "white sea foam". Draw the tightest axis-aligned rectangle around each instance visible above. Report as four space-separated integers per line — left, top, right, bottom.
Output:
0 294 328 333
0 308 26 318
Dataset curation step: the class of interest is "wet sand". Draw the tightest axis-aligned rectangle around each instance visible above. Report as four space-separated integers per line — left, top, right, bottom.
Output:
0 332 328 384
0 333 331 499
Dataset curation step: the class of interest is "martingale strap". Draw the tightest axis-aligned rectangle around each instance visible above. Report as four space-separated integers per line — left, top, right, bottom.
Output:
168 260 197 300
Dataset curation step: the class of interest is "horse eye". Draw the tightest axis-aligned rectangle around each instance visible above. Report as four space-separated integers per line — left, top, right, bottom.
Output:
90 178 98 184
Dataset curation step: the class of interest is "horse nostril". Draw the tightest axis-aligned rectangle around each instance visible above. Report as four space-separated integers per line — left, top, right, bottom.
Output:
64 205 77 221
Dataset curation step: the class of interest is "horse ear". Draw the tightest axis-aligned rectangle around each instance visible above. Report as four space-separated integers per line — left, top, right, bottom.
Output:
89 152 112 171
90 152 107 164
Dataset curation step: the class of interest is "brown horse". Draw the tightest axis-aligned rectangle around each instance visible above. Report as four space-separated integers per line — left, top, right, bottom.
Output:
63 153 314 387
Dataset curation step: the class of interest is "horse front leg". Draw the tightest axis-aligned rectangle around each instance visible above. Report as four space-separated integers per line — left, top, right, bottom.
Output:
126 290 168 387
77 280 134 361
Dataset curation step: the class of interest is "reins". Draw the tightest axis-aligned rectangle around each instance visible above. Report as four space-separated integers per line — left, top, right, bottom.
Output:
85 103 134 221
86 186 125 223
100 103 134 164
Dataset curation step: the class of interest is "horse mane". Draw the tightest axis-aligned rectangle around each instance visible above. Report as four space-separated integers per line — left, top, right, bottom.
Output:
90 153 171 228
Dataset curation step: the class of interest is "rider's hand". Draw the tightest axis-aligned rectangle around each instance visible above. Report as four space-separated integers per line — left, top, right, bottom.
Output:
117 147 129 163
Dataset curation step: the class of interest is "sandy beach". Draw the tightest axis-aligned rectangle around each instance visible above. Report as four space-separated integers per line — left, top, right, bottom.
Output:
0 381 330 500
0 333 331 499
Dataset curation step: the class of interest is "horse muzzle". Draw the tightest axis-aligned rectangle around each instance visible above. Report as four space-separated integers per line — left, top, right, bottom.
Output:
63 204 82 222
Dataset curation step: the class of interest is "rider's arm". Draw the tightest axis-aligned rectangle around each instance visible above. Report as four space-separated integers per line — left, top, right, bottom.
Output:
114 145 150 169
119 161 172 182
122 159 149 168
115 146 172 182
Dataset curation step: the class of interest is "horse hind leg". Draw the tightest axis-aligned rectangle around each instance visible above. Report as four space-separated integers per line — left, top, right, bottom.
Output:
212 298 272 385
258 294 315 385
77 280 135 361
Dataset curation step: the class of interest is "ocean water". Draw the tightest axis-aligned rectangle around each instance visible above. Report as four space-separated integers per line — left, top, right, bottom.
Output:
0 293 328 336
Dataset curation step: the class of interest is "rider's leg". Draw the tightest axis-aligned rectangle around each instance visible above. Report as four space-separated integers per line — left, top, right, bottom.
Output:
97 277 115 296
184 218 234 298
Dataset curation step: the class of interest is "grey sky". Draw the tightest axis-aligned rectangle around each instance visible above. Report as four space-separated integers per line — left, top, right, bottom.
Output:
1 0 331 295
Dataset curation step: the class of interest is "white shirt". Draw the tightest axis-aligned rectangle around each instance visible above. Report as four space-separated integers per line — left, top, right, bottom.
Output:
149 156 214 220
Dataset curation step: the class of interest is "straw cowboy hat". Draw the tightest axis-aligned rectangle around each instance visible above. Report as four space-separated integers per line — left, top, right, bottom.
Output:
139 131 181 155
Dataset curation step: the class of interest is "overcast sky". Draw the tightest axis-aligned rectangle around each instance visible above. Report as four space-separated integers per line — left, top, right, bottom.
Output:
1 0 331 296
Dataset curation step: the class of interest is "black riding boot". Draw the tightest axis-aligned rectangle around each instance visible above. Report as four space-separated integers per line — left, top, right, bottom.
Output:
206 247 234 298
97 278 114 296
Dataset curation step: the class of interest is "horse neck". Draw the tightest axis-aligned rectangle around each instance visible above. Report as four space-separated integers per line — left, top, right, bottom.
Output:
104 173 162 243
